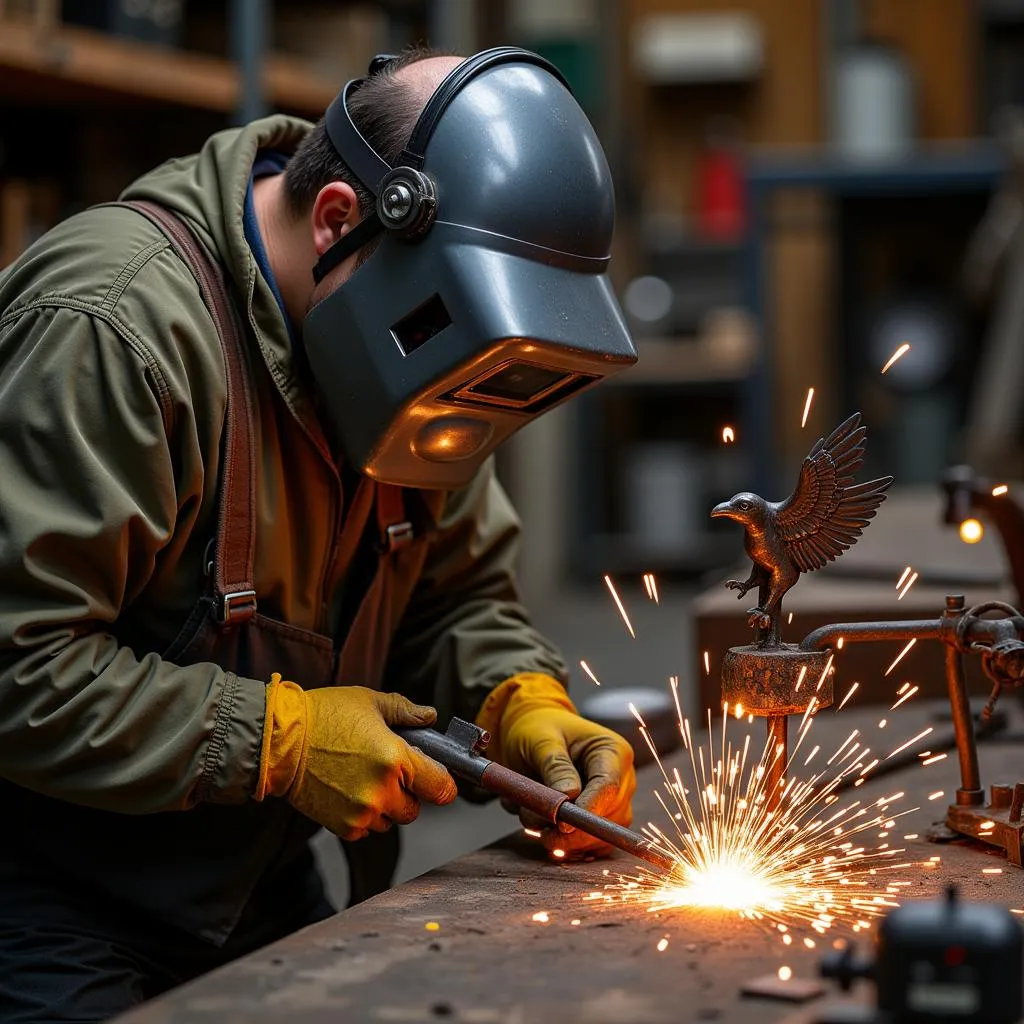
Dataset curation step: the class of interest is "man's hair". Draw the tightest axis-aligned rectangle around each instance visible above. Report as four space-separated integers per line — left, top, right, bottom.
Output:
283 46 458 221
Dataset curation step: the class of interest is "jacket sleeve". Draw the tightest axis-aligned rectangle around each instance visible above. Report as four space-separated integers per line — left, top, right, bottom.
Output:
0 305 265 812
384 458 569 726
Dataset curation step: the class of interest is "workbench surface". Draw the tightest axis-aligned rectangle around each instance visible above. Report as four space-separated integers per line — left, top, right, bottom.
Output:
114 700 1024 1024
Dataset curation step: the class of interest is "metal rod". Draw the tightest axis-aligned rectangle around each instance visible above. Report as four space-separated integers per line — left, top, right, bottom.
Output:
766 714 787 810
944 640 985 804
800 619 944 651
556 801 675 873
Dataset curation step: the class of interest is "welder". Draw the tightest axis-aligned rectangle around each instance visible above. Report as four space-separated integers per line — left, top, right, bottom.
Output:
0 47 638 1022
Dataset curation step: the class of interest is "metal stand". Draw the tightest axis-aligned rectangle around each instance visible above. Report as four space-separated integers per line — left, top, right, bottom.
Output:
800 595 1024 864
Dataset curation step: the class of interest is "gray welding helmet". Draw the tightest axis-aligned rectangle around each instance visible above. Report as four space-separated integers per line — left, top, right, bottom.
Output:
302 47 637 489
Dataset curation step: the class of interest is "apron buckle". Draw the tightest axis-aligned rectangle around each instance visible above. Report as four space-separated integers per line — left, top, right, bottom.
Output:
218 589 258 624
382 521 414 553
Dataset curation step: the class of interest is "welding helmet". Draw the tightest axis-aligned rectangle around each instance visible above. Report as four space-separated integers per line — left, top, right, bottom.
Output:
302 47 637 489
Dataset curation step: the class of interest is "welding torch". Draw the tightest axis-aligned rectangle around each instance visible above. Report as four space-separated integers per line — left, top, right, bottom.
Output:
397 717 674 873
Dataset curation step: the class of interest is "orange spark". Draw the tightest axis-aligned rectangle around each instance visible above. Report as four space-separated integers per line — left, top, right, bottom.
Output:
885 726 933 760
896 566 911 589
643 573 661 604
884 640 916 676
897 572 919 601
983 868 1004 875
657 937 669 952
960 518 984 544
890 685 919 711
703 651 711 676
927 791 945 801
778 966 792 981
837 682 859 711
722 426 736 444
580 660 602 686
603 575 636 638
532 911 551 923
993 484 1009 497
801 388 815 428
921 753 946 766
881 343 911 373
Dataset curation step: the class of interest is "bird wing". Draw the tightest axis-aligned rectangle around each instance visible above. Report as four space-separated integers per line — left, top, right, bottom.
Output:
775 413 894 573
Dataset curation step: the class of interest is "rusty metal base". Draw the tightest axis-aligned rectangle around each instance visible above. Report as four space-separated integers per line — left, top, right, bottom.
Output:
721 643 834 715
946 782 1024 866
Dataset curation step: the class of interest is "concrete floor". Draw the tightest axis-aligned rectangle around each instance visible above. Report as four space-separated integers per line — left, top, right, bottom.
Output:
312 580 699 905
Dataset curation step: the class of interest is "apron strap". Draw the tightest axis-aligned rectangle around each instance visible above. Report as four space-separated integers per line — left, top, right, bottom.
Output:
115 200 258 627
376 484 414 554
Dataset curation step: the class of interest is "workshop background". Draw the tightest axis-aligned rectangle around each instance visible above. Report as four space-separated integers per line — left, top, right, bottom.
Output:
2 0 1023 905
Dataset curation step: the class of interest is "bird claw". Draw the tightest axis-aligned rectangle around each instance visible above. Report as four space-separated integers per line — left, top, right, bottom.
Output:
747 608 772 630
725 579 750 598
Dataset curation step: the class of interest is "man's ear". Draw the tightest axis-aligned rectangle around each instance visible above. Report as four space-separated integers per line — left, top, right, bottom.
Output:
311 181 361 257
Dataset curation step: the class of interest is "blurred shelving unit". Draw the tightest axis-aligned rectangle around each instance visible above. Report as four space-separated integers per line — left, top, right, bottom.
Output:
0 0 436 266
742 142 1005 497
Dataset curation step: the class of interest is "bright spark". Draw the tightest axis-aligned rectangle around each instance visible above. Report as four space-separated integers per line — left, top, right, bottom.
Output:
425 921 440 931
896 567 911 589
878 719 887 729
524 828 542 838
580 660 602 686
885 727 933 760
928 791 945 801
643 573 660 604
657 937 669 951
960 518 984 544
983 868 1003 874
881 343 911 373
801 388 815 428
722 426 736 444
532 911 550 923
837 682 859 711
993 484 1009 497
788 612 794 624
884 640 916 676
595 703 917 946
703 651 711 676
778 965 792 981
890 685 919 711
571 919 581 926
897 572 919 601
603 575 636 638
921 753 946 766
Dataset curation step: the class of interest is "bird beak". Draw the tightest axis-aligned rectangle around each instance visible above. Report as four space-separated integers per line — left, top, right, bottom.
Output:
710 501 734 520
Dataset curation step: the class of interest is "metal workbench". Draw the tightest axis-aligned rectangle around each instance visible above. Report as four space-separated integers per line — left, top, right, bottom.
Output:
114 699 1024 1024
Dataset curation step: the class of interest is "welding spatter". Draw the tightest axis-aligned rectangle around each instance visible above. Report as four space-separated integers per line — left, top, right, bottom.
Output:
396 717 675 873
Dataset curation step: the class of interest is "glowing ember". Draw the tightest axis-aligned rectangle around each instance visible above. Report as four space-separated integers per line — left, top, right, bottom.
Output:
594 689 917 945
657 937 669 951
425 921 440 931
778 965 792 981
960 518 984 544
896 566 911 589
703 651 710 675
579 659 602 686
603 575 636 638
993 484 1009 497
552 849 567 859
722 426 736 443
571 919 581 926
881 343 911 374
643 573 660 604
801 388 815 428
928 791 945 801
524 828 542 838
983 868 1003 875
531 911 550 923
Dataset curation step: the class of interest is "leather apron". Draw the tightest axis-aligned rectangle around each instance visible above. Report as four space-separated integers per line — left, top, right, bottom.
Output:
0 202 423 946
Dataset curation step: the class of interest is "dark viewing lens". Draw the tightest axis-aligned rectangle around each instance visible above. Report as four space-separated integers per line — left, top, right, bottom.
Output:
466 363 570 402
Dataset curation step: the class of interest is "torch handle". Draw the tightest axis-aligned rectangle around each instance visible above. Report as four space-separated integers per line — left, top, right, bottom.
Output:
397 725 673 872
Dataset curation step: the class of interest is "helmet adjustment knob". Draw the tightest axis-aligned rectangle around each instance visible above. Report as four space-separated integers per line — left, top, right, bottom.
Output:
376 167 437 238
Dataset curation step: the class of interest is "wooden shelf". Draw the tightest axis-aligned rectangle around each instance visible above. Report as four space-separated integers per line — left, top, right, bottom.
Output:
0 17 337 114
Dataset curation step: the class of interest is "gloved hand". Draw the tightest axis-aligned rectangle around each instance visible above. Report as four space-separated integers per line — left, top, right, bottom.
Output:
255 674 458 841
476 673 636 861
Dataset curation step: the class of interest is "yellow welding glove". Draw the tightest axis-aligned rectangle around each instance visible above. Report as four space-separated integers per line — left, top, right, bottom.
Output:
255 674 458 841
476 672 636 861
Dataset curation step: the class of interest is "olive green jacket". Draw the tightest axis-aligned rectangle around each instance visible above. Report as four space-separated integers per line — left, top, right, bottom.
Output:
0 115 566 815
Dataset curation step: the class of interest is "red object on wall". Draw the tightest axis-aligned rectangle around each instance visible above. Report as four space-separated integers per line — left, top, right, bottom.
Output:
696 143 746 241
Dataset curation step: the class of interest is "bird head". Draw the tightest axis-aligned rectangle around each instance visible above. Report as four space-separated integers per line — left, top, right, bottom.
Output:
711 492 767 529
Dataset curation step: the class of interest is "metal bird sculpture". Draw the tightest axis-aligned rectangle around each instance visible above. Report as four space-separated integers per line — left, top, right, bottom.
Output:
711 413 893 644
